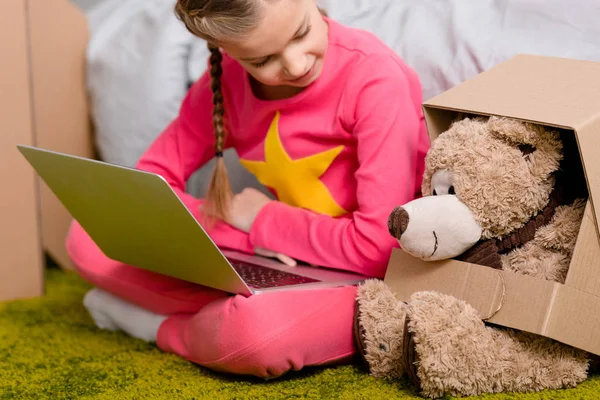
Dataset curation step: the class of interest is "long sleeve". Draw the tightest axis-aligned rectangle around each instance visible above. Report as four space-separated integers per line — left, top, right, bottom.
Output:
248 55 428 278
135 71 254 254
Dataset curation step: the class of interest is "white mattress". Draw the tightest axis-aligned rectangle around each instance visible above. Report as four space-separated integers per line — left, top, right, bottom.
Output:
322 0 600 101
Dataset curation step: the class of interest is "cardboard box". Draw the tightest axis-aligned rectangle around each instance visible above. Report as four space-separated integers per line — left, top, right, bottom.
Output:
384 54 600 356
0 0 92 301
0 0 44 301
28 1 94 272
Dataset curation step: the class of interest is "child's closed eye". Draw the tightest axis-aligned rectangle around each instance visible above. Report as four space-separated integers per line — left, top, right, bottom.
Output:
295 24 312 41
252 57 271 68
250 24 312 68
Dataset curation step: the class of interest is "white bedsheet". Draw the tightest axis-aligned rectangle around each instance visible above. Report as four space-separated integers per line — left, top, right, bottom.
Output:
75 0 600 195
322 0 600 101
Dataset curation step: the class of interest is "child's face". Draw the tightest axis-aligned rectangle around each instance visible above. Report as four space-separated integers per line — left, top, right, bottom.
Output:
220 0 328 88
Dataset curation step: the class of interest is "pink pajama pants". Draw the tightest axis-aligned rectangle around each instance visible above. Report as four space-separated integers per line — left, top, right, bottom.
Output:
65 221 358 378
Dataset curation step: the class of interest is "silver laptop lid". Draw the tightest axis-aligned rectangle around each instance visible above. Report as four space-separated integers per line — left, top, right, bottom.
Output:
17 145 253 296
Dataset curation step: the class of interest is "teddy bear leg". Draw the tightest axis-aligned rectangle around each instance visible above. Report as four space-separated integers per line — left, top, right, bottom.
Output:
354 279 407 380
405 291 590 398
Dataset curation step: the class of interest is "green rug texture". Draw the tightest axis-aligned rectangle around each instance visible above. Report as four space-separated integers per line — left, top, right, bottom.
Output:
1 267 599 399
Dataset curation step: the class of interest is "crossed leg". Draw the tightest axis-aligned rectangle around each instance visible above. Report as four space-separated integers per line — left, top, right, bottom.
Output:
66 221 358 378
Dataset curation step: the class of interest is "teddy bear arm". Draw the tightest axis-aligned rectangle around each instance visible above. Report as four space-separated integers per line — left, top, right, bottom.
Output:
533 198 586 253
501 198 586 283
502 245 571 283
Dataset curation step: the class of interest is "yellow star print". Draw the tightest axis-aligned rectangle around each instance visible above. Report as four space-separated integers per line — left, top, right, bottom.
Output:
239 111 347 217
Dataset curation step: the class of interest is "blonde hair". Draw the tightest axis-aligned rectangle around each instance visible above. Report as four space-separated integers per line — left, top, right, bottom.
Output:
175 0 326 223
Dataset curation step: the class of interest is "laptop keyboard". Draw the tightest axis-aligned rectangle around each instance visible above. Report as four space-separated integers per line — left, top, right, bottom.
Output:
230 260 321 289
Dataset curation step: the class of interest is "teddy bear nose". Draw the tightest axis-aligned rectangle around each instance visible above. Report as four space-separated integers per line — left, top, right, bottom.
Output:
388 206 409 239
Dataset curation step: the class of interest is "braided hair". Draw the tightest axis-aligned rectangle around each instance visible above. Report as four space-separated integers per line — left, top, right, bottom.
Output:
205 44 231 222
175 0 261 222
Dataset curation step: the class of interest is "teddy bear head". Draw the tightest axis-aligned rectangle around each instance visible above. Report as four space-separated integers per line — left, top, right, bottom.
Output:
388 115 564 261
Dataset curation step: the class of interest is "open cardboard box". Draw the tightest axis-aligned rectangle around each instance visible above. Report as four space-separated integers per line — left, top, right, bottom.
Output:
384 54 600 356
0 0 92 301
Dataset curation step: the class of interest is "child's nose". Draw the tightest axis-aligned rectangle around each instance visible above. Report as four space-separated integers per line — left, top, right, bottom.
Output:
281 54 306 78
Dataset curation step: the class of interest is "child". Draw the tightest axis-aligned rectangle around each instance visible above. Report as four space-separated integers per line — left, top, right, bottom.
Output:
68 0 430 378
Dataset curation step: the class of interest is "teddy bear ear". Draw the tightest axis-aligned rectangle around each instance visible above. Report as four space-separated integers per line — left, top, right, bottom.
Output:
487 116 564 156
486 116 545 147
487 116 564 177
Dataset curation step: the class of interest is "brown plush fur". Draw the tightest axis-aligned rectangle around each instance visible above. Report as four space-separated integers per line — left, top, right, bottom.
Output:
502 199 586 283
406 291 589 398
356 282 591 399
421 116 563 239
355 280 406 379
355 116 591 398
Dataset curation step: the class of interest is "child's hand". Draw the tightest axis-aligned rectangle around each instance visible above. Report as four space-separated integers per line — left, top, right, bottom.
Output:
254 247 297 267
229 188 272 233
228 188 296 266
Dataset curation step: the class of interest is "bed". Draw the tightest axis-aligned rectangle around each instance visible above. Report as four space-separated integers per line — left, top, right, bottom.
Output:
71 0 600 197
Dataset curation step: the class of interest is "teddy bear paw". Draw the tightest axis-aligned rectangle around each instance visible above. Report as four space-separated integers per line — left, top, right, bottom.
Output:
354 279 407 380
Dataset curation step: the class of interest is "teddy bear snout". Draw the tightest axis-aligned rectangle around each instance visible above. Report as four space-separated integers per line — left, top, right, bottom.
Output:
388 206 410 239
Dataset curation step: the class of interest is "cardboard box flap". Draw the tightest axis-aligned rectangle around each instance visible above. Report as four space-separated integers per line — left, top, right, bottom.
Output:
424 54 600 130
387 248 600 355
386 250 562 334
545 284 600 353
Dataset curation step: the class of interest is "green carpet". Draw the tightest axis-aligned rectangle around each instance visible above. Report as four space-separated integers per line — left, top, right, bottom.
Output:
1 268 598 400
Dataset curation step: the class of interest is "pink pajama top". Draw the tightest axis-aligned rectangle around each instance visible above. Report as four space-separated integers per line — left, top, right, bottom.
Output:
135 17 430 279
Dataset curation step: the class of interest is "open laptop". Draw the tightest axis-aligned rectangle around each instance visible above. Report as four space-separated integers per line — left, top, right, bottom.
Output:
17 145 368 296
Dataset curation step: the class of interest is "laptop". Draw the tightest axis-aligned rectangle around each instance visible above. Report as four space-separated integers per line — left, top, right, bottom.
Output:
17 145 368 296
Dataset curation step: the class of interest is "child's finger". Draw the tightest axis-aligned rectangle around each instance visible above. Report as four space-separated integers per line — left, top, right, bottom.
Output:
277 253 297 267
255 247 297 267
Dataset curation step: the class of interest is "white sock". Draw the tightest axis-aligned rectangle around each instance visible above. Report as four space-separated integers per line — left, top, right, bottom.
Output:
83 288 167 342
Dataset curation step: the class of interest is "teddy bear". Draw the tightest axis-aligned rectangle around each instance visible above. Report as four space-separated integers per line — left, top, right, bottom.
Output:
353 115 598 398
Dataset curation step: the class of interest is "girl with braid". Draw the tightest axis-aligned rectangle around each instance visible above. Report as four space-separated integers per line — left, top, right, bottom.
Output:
67 0 430 378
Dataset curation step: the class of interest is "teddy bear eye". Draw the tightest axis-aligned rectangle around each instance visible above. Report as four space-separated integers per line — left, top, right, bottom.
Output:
432 186 455 195
518 143 535 155
431 169 454 196
379 343 388 352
